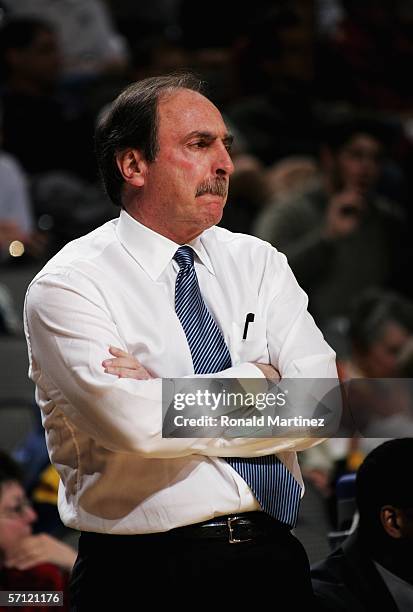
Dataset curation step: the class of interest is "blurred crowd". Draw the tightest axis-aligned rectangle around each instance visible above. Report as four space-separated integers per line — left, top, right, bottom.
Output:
0 1 412 319
1 0 413 605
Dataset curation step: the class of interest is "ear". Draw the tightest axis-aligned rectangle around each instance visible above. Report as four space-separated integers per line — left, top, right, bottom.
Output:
115 149 148 188
381 505 403 539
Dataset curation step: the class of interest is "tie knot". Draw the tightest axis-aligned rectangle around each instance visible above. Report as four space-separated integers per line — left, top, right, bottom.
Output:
173 246 194 269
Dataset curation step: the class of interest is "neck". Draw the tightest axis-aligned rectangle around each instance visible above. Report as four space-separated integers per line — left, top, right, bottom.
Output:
124 207 205 244
360 530 413 584
375 547 413 584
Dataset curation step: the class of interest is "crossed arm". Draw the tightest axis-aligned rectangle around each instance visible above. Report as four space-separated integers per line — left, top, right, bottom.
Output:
102 346 279 381
25 255 336 458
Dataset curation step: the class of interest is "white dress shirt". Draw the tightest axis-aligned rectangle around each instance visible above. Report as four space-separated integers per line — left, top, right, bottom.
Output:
24 210 337 534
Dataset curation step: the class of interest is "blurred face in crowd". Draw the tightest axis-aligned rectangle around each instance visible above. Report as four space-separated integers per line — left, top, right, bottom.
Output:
277 26 314 85
8 27 61 90
0 481 36 557
358 321 411 378
121 88 234 243
331 134 383 196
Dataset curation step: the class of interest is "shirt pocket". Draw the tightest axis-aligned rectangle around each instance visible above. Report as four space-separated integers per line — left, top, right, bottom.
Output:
229 317 270 366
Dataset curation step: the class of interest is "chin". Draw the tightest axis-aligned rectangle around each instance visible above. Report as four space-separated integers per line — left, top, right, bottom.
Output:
199 201 224 222
207 206 224 225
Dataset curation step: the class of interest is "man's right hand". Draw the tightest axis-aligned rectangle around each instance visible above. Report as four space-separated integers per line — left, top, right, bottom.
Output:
253 363 281 381
322 190 365 240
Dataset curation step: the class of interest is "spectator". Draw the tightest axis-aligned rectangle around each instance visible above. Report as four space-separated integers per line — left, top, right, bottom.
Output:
250 155 321 239
339 291 413 448
253 115 409 326
341 289 413 380
0 451 75 611
315 290 413 515
0 99 50 263
317 0 413 112
1 0 129 80
265 155 321 204
227 3 319 165
0 153 33 241
0 17 95 179
312 438 413 611
0 150 48 263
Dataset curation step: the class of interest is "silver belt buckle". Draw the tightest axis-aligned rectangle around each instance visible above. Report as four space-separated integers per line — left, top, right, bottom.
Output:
227 516 252 544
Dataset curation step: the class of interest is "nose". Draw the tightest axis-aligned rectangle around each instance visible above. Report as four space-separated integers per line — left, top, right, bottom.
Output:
214 141 234 177
25 505 38 524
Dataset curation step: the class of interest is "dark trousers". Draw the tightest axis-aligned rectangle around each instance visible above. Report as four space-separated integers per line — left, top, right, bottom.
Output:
70 522 317 610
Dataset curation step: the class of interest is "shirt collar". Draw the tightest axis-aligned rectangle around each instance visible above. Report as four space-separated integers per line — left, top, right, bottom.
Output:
116 209 215 280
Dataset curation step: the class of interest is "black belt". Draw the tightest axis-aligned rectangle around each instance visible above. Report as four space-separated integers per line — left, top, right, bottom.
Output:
81 512 291 548
169 511 291 543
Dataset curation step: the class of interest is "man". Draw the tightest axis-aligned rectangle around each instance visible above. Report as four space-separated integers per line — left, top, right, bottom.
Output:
24 74 337 609
312 438 413 611
253 116 407 326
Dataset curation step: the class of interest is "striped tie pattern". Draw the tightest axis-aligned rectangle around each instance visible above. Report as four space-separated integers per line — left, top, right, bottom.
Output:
173 246 302 527
174 246 232 374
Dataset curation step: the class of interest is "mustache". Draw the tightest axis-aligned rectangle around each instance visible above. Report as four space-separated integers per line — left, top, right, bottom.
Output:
195 178 228 198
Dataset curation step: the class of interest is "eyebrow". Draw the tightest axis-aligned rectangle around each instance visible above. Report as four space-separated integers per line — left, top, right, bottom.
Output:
185 131 234 145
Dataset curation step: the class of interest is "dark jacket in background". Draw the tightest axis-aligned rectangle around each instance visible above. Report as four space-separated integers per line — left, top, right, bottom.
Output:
311 530 399 612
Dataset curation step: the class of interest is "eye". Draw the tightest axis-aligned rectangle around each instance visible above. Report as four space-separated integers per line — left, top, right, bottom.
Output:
191 140 209 149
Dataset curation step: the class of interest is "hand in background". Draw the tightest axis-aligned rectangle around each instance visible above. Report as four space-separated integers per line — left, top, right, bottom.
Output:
5 533 77 572
322 190 365 240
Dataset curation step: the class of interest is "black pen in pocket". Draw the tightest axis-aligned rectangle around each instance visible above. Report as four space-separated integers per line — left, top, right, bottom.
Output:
242 313 255 340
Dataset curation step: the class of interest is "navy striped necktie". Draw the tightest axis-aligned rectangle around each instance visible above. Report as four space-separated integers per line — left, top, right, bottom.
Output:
173 246 302 527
